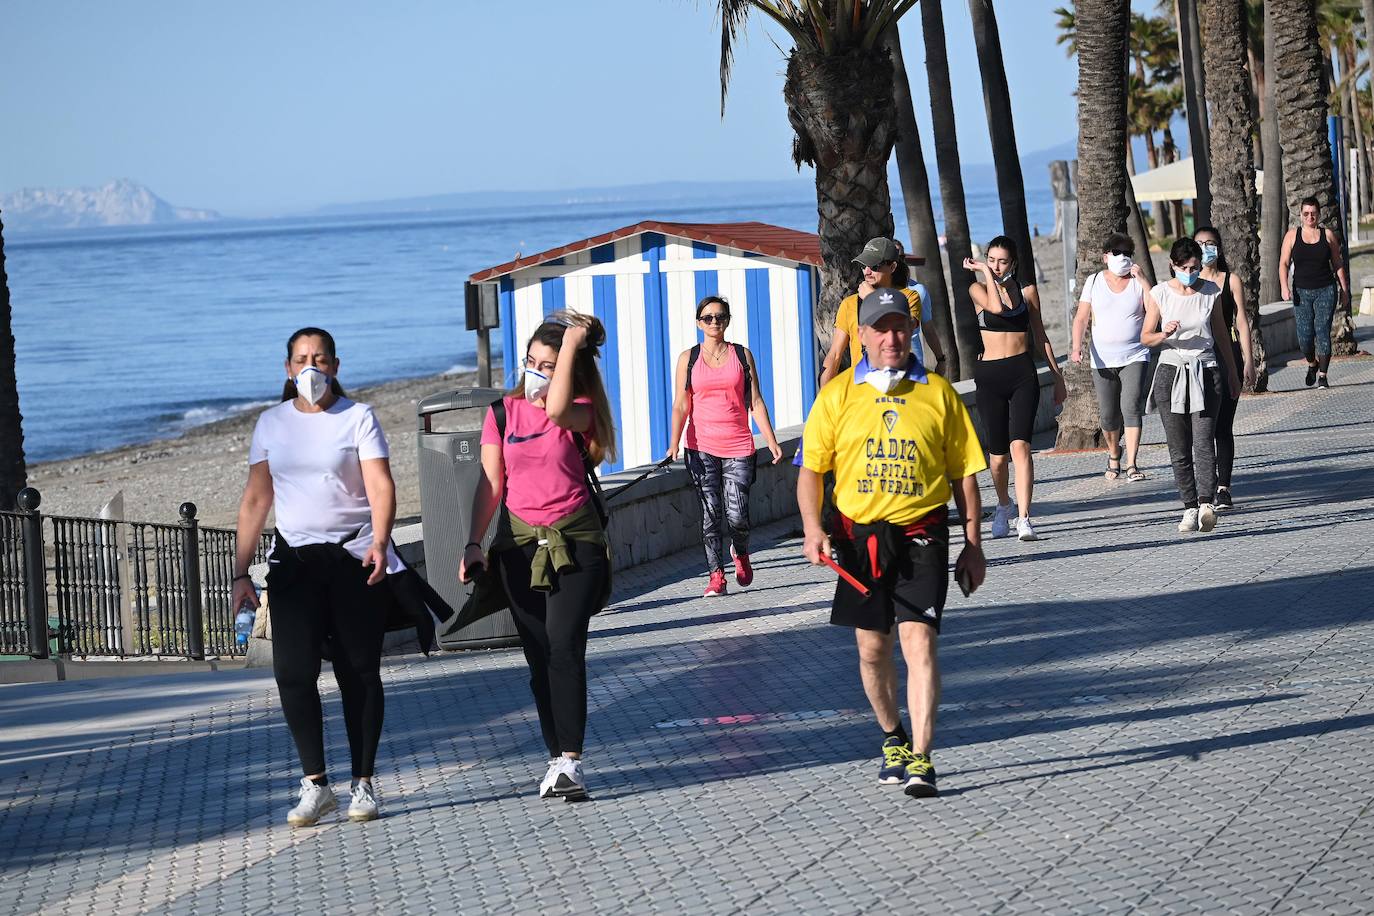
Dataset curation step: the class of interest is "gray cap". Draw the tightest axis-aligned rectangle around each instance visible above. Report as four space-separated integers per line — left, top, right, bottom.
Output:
858 288 911 327
853 237 901 268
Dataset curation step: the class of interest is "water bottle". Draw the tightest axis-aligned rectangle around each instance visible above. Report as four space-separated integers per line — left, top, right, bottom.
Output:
235 606 255 647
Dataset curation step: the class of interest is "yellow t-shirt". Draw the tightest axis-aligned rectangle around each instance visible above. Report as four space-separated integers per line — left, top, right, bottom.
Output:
801 368 987 525
835 288 922 369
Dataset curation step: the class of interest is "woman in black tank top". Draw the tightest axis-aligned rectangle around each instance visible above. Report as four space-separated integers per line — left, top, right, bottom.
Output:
1278 197 1350 387
1195 227 1255 511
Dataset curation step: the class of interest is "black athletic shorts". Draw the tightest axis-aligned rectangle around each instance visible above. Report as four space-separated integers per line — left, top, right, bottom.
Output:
828 516 949 633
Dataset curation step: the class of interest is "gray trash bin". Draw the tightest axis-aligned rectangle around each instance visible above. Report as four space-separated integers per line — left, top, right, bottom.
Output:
416 387 521 649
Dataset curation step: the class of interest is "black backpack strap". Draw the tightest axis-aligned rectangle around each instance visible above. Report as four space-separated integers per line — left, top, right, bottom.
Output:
685 344 701 392
572 432 610 527
491 398 506 439
733 343 752 404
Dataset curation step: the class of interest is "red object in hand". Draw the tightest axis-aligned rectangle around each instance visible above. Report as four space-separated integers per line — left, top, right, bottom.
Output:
821 553 870 597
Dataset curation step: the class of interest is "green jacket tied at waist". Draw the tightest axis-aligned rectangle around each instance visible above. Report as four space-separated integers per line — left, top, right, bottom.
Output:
501 502 607 591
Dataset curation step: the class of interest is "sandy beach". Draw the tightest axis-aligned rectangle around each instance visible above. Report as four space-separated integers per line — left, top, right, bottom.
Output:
26 236 1372 530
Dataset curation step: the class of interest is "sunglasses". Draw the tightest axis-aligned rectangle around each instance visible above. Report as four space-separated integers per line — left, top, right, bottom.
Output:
698 313 729 325
1109 249 1132 257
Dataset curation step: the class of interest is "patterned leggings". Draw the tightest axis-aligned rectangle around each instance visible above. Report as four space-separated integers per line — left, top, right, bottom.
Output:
684 449 757 572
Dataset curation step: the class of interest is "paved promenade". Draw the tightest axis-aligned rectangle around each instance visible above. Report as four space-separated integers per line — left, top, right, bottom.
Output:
2 347 1373 915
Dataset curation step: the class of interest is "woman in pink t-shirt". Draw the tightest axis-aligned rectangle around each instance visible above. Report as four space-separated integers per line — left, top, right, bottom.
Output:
459 310 616 801
668 295 783 598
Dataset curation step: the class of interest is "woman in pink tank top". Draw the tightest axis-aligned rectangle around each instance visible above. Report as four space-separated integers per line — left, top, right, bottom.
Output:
668 296 784 598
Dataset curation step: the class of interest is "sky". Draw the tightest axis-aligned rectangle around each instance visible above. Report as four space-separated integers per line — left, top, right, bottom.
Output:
0 1 1080 216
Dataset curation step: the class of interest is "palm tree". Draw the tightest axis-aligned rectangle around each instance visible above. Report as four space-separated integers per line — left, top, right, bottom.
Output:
884 28 960 377
1175 0 1211 228
0 212 26 510
717 1 922 334
967 0 1036 284
1259 1 1286 306
1270 0 1357 355
922 0 982 380
1198 0 1267 391
1057 0 1132 451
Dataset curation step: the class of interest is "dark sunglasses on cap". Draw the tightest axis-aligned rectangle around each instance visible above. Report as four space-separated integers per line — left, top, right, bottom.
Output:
698 313 729 325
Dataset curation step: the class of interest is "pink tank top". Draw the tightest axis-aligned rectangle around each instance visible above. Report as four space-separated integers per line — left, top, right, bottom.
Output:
684 346 757 458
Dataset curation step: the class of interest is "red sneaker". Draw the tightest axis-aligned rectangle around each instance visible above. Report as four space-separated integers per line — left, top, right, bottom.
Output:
733 552 753 587
704 569 727 597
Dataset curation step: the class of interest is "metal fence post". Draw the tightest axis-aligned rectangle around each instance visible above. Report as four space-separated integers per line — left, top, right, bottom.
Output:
16 487 49 659
179 502 205 660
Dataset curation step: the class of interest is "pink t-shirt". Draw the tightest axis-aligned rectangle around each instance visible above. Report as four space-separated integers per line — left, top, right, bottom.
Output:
480 396 591 526
684 346 757 459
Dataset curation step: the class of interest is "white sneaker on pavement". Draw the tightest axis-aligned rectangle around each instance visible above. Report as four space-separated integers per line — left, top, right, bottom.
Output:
287 777 338 827
1016 517 1038 541
539 759 561 799
990 503 1013 538
1197 503 1217 532
1178 508 1200 532
549 756 587 800
348 781 380 822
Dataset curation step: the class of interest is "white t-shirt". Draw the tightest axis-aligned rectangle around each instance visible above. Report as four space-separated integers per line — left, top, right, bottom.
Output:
249 397 402 573
1082 271 1150 369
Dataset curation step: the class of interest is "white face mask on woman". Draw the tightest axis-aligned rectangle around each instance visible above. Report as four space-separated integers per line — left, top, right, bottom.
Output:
1107 253 1134 277
523 368 550 402
1200 243 1219 266
294 367 331 406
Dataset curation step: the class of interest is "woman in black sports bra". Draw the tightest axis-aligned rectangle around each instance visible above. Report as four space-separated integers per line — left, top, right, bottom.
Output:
1278 196 1350 388
964 235 1066 542
1194 227 1256 511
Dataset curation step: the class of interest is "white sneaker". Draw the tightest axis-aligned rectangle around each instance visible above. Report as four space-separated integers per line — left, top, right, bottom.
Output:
287 777 338 827
1197 503 1217 532
548 756 588 800
990 503 1013 538
1178 508 1200 532
1016 517 1038 541
348 781 380 822
538 758 561 799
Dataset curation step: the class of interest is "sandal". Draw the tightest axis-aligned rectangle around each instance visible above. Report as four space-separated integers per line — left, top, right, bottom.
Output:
1104 451 1123 480
1125 465 1146 482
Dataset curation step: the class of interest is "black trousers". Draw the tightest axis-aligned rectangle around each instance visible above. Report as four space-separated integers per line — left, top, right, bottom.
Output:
497 538 609 758
267 542 387 778
1215 341 1243 489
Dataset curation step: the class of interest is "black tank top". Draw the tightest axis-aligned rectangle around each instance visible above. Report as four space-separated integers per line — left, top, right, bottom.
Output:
1292 229 1335 290
978 284 1030 332
1216 272 1242 348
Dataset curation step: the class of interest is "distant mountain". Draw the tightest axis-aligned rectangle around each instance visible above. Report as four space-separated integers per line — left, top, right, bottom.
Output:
1 179 219 231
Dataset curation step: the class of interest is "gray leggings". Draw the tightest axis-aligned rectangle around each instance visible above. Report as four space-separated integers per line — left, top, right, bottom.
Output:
1092 361 1149 434
1153 364 1222 508
684 449 756 572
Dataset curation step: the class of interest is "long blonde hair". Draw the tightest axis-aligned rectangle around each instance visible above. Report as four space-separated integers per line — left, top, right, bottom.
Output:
508 310 618 465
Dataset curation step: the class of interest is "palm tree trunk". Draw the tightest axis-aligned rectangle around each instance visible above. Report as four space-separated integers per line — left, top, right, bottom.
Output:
1260 2 1286 306
1057 0 1132 451
1343 43 1372 220
1123 136 1157 285
784 45 898 339
1248 44 1264 171
884 28 960 378
922 0 982 380
0 212 26 509
1144 132 1169 236
1199 0 1267 392
1270 0 1357 355
967 0 1037 284
1176 0 1212 228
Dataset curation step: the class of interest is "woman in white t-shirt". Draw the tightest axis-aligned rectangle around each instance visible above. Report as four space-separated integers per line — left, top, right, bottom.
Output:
1070 232 1151 482
232 327 398 827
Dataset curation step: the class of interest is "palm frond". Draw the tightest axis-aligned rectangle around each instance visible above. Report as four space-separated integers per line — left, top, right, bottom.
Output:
718 0 810 115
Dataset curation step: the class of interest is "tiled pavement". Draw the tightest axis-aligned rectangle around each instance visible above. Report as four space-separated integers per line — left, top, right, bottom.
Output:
2 344 1373 915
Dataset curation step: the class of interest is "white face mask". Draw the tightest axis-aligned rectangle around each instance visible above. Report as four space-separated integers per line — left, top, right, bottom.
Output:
294 367 330 406
864 366 904 394
523 368 550 402
1200 243 1219 265
1107 253 1133 277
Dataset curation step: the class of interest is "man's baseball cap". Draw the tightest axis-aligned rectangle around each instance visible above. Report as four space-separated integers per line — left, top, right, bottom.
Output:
858 288 911 327
853 237 901 268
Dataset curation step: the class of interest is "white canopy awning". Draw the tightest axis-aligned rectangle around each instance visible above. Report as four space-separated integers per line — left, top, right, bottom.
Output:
1130 156 1265 202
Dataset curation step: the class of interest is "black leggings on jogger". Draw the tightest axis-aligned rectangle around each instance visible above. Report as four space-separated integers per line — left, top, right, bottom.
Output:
1214 341 1243 489
497 538 610 758
268 541 387 779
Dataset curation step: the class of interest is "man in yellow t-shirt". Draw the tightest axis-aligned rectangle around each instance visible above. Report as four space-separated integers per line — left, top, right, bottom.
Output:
798 287 987 799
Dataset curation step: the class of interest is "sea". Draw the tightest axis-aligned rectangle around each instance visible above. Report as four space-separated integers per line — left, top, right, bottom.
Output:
7 185 1055 463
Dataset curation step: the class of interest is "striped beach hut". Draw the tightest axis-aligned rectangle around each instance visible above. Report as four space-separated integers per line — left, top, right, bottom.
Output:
469 221 824 472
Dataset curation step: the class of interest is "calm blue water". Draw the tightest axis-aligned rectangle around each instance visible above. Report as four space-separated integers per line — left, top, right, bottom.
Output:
8 186 1053 462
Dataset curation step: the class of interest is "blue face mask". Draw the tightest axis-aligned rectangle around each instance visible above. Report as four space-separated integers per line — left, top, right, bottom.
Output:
1174 268 1200 287
1200 243 1219 265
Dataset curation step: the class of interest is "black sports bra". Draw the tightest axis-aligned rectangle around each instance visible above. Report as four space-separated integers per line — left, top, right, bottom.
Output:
978 287 1030 333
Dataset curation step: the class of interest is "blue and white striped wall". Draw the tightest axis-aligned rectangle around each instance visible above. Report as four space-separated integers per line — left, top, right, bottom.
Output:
493 232 819 472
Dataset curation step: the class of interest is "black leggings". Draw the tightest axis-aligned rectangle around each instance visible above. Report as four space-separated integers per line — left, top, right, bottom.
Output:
1215 343 1242 488
268 543 387 778
497 538 610 758
974 351 1040 454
